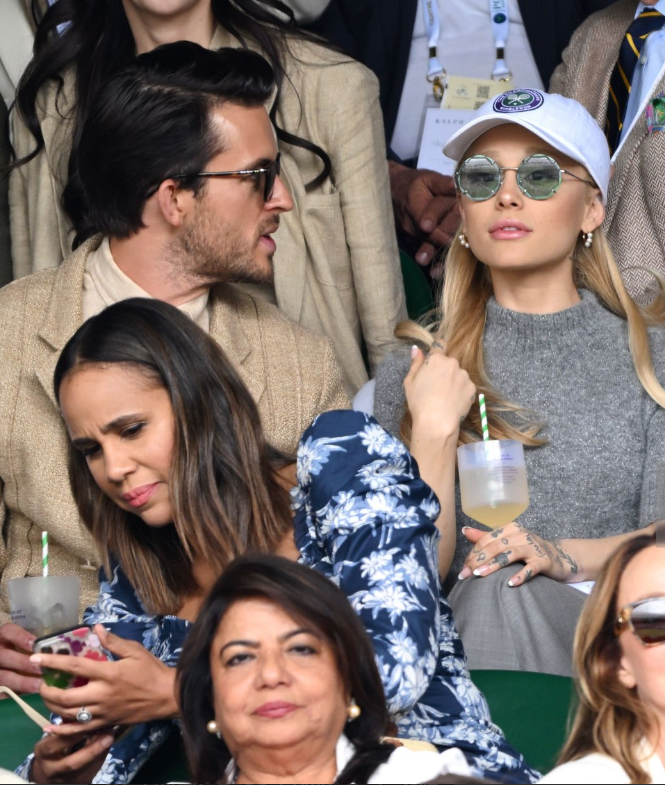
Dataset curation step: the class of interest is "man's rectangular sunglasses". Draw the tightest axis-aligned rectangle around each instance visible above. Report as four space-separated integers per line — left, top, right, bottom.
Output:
615 596 665 646
194 153 281 202
455 153 596 201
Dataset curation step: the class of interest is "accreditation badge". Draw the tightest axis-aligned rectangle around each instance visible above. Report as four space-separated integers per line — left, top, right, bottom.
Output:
442 75 514 110
417 78 514 177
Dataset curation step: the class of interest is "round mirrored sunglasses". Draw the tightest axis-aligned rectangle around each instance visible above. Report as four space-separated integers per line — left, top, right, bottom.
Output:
455 153 596 201
616 596 665 646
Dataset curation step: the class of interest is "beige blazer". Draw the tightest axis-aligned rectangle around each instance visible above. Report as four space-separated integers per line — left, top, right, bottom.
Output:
550 0 665 303
9 30 407 394
0 236 349 621
0 0 33 107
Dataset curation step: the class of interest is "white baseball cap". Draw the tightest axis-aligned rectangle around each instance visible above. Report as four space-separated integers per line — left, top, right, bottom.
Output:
443 89 610 203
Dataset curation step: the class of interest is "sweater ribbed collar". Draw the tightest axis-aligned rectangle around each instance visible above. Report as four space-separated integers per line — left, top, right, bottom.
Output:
484 289 611 344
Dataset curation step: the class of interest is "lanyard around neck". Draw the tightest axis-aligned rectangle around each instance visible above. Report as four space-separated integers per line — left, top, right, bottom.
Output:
420 0 513 86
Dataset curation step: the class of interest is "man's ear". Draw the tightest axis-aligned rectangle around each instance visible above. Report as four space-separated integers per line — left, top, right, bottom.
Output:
582 191 605 234
155 180 195 228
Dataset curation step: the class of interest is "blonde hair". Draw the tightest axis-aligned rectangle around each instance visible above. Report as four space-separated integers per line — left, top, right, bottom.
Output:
397 226 665 446
558 534 659 784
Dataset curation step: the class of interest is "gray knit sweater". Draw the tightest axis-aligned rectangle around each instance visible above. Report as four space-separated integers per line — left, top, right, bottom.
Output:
373 290 665 589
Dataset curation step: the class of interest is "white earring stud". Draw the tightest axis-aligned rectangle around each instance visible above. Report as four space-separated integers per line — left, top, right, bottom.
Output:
583 231 593 248
459 233 470 249
207 719 221 738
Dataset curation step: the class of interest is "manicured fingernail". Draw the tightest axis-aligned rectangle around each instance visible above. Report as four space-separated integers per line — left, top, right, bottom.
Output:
101 735 115 748
421 219 434 232
29 655 42 664
458 567 471 580
473 566 490 577
411 345 418 359
461 526 471 533
416 252 428 264
508 580 515 587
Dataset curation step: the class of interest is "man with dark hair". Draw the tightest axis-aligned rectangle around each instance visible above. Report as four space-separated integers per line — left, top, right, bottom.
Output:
0 42 348 693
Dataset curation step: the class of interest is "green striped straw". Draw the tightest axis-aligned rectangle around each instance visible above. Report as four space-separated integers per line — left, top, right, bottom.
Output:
42 531 48 577
478 394 490 441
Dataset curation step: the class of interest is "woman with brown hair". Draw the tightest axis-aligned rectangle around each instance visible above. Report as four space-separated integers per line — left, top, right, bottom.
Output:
177 554 475 784
542 533 665 784
17 298 536 784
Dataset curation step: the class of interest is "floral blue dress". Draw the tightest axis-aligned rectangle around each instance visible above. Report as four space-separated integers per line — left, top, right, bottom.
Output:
17 411 539 783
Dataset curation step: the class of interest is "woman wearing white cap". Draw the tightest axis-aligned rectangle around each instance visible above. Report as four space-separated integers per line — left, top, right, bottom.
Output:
366 88 665 676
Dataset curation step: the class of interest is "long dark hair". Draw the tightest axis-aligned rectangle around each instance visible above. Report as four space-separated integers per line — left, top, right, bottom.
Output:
53 298 293 615
177 554 393 784
15 0 334 237
559 533 659 784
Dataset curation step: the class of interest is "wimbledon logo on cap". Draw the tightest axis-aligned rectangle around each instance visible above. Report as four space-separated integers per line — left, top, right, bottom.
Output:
493 89 544 113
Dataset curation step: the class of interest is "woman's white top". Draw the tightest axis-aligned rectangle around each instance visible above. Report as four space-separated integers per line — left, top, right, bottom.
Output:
541 746 665 784
336 735 472 784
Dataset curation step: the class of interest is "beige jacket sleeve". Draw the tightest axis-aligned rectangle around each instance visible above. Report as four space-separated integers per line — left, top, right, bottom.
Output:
9 83 74 279
322 62 406 374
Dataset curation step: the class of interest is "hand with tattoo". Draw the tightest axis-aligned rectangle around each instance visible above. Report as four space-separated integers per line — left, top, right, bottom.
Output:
458 523 581 585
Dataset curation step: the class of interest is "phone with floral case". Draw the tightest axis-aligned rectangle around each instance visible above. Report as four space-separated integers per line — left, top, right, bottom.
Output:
34 625 110 689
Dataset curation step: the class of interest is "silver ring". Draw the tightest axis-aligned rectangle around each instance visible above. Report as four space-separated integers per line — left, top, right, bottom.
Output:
76 707 93 724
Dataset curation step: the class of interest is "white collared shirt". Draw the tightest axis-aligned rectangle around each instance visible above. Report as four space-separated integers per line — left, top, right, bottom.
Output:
617 0 665 154
82 237 211 331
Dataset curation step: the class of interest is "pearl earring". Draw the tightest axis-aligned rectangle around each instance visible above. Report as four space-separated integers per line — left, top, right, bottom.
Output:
583 231 593 248
347 699 362 721
458 233 470 249
207 719 221 738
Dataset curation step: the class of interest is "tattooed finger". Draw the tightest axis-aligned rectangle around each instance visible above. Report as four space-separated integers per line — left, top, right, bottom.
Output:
490 528 504 539
501 538 509 545
477 552 486 562
508 567 534 587
491 551 511 568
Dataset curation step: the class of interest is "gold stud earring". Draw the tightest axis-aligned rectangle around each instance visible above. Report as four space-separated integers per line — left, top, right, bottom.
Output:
347 699 361 721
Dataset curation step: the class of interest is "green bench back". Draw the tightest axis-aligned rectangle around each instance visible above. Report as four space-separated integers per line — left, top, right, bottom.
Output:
470 670 576 775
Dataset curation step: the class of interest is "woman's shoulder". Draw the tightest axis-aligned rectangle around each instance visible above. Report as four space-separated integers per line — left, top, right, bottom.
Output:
540 752 631 784
278 34 379 96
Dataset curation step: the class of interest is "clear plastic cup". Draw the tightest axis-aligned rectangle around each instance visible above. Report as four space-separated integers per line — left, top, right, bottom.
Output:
7 576 80 636
457 439 530 529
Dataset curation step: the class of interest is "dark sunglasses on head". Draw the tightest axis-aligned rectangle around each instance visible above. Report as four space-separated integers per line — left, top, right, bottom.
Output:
194 153 281 202
615 596 665 646
455 153 596 201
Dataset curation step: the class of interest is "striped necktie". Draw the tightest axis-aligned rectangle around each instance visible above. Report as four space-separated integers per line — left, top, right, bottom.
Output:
607 8 665 154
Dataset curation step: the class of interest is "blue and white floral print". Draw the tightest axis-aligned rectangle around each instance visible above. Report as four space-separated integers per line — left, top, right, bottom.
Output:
17 410 538 783
293 411 539 783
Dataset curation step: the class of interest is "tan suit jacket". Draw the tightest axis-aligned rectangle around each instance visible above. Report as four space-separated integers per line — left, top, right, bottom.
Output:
9 31 406 394
550 0 665 302
0 236 349 622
